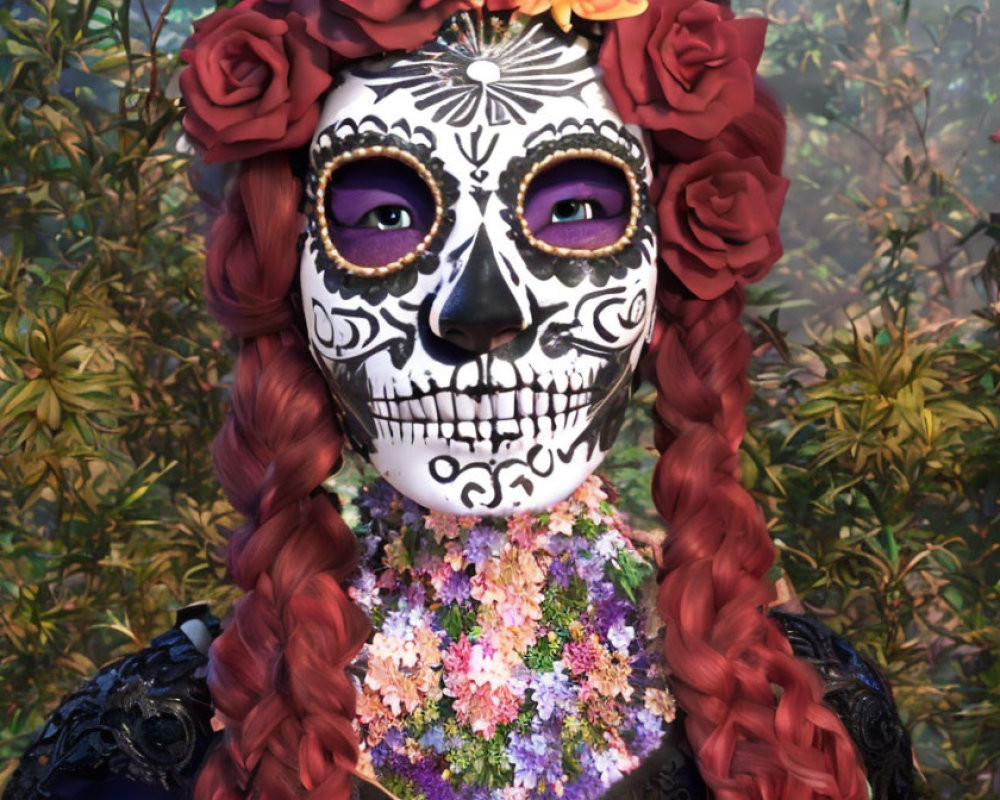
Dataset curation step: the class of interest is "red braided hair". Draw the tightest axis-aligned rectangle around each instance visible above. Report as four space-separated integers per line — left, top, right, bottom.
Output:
647 86 870 799
195 154 369 800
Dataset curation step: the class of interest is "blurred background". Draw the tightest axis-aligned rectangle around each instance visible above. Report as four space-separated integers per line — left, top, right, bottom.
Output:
0 0 998 795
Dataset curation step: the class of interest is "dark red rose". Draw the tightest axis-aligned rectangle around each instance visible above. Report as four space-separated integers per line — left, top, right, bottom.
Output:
657 150 789 299
180 7 332 163
599 0 767 140
275 0 472 60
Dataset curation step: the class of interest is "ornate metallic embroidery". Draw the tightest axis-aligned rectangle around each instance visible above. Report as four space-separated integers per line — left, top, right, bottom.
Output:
772 612 915 800
3 605 220 800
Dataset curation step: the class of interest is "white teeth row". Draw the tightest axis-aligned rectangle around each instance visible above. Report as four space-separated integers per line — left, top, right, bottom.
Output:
371 368 598 400
371 412 586 442
371 390 593 423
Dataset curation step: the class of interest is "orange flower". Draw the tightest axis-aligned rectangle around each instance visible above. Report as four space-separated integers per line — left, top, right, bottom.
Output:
516 0 647 32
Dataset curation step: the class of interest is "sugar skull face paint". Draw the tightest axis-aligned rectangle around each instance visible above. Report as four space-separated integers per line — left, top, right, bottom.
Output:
300 13 657 514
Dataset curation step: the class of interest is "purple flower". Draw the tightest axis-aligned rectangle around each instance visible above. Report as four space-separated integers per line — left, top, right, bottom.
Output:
401 496 424 528
576 554 606 587
383 727 405 750
369 742 391 769
402 581 427 608
463 525 504 566
350 569 381 614
626 707 665 758
562 751 602 800
359 531 381 561
590 748 624 786
607 618 636 651
438 570 471 605
507 730 562 793
592 594 630 639
546 535 575 556
384 751 460 800
593 531 627 564
530 661 575 722
382 605 425 639
418 725 448 754
360 480 397 518
548 557 574 589
589 581 616 605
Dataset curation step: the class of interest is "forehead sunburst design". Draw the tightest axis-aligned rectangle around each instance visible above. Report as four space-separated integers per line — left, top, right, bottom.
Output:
354 13 597 128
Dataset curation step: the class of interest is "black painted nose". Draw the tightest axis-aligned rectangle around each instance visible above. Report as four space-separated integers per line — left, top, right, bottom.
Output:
435 224 526 354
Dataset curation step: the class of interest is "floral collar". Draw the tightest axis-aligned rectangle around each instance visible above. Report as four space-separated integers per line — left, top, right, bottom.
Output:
347 476 675 800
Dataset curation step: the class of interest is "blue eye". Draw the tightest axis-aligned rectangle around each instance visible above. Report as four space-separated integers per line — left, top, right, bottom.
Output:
358 205 413 230
550 199 600 223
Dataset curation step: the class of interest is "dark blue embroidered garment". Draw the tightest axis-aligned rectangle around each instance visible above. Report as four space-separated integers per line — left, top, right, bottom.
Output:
4 608 912 800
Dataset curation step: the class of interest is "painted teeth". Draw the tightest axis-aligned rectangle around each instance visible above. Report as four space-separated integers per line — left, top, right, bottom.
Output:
365 374 599 431
497 419 519 436
436 393 455 421
516 388 533 416
495 391 515 419
457 421 476 438
456 395 476 420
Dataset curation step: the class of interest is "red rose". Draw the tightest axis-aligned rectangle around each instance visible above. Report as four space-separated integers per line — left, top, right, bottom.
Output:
279 0 472 59
657 151 788 299
180 7 332 163
599 0 767 140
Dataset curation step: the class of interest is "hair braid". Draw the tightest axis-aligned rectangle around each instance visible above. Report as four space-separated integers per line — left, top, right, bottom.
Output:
649 90 870 799
650 284 869 799
194 154 368 800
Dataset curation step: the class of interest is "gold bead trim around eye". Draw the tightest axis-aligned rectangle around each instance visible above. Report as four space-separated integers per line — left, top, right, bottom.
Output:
515 148 642 259
315 144 445 278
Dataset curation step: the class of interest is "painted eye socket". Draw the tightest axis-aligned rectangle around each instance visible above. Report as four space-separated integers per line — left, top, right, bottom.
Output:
518 150 641 257
315 147 444 277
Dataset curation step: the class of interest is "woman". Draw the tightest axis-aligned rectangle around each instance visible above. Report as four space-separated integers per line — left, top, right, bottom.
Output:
4 2 913 799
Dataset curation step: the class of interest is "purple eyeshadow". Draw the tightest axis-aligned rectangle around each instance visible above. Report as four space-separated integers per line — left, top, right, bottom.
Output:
324 157 436 268
522 159 631 250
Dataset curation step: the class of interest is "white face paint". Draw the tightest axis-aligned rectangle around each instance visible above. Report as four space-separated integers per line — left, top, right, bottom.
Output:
300 13 657 515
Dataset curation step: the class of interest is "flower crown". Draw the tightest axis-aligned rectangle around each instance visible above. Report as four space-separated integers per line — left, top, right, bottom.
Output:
181 0 786 299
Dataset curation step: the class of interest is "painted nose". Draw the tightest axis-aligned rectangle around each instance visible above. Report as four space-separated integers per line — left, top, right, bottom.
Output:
433 225 526 354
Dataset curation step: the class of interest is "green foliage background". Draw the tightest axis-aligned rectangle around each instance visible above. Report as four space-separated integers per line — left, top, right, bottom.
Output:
0 0 998 796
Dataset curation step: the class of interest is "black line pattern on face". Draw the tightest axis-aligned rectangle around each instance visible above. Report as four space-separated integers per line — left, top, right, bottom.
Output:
305 130 459 303
523 118 645 162
497 122 656 288
311 304 418 454
352 12 596 128
455 126 500 183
